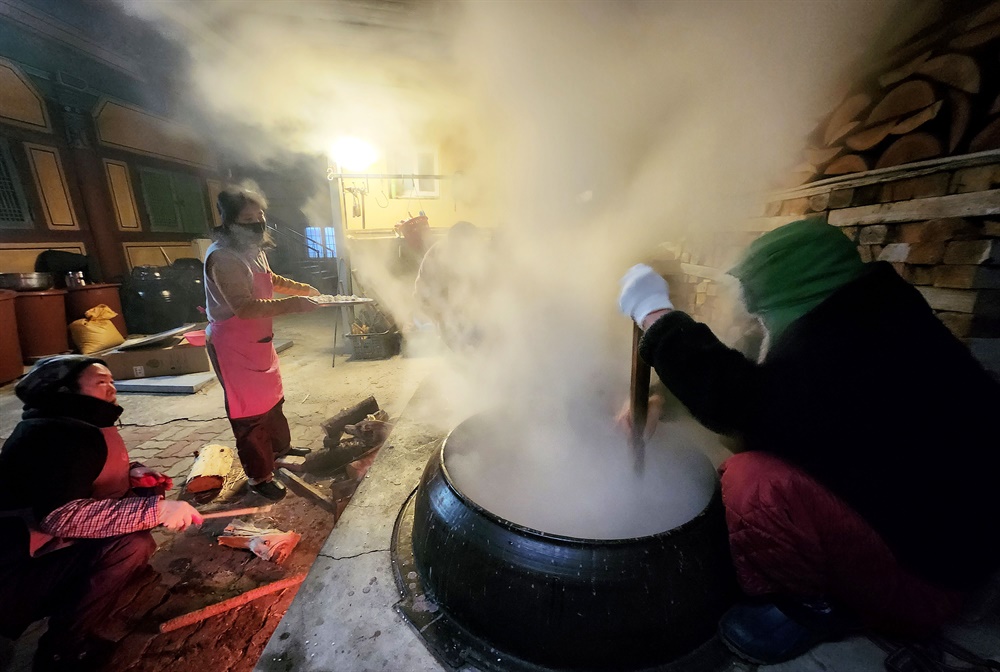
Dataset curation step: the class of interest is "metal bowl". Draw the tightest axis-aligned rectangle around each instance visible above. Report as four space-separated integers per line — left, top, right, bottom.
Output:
0 272 55 291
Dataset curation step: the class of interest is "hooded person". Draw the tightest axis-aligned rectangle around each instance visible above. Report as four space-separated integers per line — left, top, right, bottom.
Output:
203 186 321 501
0 355 202 672
617 219 1000 664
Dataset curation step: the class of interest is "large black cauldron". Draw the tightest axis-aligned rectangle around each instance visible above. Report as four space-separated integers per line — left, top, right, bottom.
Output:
407 414 737 671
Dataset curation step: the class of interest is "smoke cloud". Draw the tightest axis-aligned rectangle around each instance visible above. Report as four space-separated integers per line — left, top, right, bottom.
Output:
120 0 893 537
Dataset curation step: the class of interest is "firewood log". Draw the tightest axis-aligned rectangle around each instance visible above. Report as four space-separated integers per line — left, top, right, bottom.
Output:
969 116 1000 153
915 54 980 93
804 146 842 167
949 90 972 152
990 93 1000 116
968 1 1000 28
824 94 871 145
891 100 943 135
846 119 897 151
321 395 379 441
867 81 936 125
875 133 942 169
949 20 1000 49
824 154 869 175
825 121 860 147
185 444 234 493
878 51 932 88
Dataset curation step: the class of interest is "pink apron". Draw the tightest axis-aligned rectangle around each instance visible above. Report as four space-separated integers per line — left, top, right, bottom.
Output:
206 264 284 419
28 426 132 556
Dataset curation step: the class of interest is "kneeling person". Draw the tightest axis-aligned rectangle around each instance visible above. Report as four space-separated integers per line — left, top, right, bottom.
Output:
0 356 202 671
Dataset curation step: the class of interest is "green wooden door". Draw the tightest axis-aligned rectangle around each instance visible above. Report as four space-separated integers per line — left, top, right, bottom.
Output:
139 167 181 232
172 173 208 234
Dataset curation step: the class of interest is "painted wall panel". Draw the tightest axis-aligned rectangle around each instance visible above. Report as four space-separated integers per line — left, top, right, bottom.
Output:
24 143 78 230
94 100 215 169
0 59 50 131
103 158 141 230
0 242 86 273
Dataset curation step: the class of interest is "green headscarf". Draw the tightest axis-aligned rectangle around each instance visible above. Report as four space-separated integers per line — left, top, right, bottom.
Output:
729 218 866 342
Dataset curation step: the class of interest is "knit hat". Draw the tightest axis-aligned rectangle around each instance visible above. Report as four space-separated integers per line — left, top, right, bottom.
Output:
15 355 106 407
729 218 866 342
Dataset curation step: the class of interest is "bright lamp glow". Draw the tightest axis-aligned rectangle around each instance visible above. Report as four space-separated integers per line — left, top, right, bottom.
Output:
331 137 377 172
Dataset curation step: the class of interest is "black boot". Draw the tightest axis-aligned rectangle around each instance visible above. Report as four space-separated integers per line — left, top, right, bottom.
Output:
249 478 287 501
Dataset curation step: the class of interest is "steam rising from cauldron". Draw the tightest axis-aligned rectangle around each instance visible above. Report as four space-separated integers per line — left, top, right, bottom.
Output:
117 0 892 537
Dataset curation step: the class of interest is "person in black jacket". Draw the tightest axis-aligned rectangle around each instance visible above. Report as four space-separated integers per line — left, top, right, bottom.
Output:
0 356 202 672
618 218 1000 664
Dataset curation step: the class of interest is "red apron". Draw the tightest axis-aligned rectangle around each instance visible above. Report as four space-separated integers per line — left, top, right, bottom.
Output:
206 264 284 419
28 426 132 556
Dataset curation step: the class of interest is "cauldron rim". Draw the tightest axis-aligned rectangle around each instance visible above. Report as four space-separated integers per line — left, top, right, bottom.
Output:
437 412 720 545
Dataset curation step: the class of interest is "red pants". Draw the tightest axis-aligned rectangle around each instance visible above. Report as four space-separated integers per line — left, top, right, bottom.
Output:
0 527 156 643
227 399 292 481
207 343 291 480
720 451 963 636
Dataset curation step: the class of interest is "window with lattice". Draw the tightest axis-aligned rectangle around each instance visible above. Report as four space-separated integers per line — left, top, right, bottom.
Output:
305 226 337 258
138 167 209 234
0 138 33 229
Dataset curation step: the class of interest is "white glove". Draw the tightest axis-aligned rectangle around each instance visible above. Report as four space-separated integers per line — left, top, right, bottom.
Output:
158 500 204 531
618 264 673 326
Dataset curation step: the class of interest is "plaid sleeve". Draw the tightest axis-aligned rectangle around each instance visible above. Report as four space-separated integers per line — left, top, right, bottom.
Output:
39 495 160 538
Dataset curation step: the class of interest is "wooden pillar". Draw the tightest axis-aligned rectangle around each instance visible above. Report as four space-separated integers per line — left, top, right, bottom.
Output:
63 109 127 282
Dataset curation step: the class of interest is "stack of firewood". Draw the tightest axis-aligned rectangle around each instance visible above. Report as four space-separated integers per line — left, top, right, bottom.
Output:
791 1 1000 187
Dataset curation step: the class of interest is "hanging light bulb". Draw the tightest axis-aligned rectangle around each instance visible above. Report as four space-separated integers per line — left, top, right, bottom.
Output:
331 137 378 172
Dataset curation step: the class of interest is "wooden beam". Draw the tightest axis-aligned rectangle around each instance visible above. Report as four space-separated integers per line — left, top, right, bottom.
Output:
769 149 1000 200
159 573 307 633
917 286 977 313
276 468 338 514
828 190 1000 227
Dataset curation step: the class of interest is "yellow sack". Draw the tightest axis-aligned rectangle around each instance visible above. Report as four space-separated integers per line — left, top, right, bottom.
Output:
69 304 125 355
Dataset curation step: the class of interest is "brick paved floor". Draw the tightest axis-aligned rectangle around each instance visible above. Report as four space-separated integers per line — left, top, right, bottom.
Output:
0 310 439 671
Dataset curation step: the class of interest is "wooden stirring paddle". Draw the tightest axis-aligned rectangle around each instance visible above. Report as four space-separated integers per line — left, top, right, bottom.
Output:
629 322 651 474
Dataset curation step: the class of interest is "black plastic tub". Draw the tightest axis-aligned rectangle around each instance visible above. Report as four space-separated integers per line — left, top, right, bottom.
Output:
410 414 738 671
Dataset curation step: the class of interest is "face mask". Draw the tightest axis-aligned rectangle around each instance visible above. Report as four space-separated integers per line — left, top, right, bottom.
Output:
237 221 265 236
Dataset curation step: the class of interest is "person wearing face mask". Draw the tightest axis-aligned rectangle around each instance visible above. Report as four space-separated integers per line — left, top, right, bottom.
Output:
617 218 1000 664
0 355 203 671
204 186 321 501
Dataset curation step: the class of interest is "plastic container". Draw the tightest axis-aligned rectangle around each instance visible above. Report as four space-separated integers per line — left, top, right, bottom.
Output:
14 289 69 363
0 290 23 383
345 330 401 360
166 258 205 322
183 329 206 346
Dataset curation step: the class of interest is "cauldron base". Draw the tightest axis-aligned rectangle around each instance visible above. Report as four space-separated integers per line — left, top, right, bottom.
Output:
391 488 738 672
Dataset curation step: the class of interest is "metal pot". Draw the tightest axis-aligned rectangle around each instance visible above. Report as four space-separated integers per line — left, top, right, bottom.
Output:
407 413 738 670
0 273 55 291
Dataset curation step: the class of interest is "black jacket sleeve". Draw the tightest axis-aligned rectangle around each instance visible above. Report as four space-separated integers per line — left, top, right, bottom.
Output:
638 311 761 437
0 419 108 520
